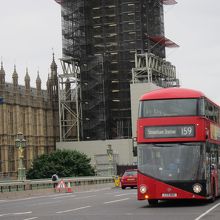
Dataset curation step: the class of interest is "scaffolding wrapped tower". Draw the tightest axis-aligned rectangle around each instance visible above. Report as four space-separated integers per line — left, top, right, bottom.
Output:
55 0 179 141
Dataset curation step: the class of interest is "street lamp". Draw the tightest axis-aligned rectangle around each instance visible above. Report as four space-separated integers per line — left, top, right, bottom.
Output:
15 132 26 181
107 144 113 176
132 137 137 157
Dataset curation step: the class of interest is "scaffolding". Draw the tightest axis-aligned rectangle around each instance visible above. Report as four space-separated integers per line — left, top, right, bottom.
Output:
58 57 81 141
55 0 179 140
60 0 90 60
80 55 111 140
132 52 179 87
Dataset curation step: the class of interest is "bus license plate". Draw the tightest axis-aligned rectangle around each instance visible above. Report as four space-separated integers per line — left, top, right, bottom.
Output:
162 193 177 197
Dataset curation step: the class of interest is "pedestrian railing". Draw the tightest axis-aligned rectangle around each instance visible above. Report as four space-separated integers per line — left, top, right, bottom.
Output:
0 176 114 193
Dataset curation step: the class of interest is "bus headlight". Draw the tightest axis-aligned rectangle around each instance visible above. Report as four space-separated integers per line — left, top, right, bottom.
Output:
140 185 147 194
193 184 202 193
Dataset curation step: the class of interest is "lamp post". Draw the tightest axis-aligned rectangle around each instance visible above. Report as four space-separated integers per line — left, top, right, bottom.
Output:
132 137 137 157
107 144 113 176
15 132 26 181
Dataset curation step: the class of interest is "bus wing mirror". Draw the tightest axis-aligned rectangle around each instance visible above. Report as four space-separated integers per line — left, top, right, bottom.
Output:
133 146 137 157
211 164 215 170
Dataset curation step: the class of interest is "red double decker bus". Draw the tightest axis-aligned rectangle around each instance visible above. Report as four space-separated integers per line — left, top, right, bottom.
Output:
137 87 220 205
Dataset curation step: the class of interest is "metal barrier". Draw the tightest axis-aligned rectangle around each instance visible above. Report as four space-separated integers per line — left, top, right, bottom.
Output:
0 176 114 193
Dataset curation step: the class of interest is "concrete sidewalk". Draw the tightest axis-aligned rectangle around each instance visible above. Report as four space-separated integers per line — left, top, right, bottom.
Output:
0 183 114 199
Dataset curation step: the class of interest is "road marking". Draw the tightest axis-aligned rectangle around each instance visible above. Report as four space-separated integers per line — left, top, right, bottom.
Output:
0 211 32 217
76 187 111 194
1 193 68 203
27 201 60 207
56 205 91 214
0 194 95 208
52 195 76 199
105 191 121 195
194 203 220 220
0 188 110 204
104 198 130 204
115 192 136 197
13 211 32 215
74 195 96 200
23 217 38 220
25 195 94 207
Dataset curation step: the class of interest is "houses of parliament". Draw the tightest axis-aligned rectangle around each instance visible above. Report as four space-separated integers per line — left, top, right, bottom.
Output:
0 55 59 179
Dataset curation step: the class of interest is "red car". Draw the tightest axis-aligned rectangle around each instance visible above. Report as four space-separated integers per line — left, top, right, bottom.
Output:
120 169 137 189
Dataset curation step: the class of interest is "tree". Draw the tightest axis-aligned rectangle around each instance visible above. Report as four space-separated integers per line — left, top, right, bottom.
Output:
26 149 95 179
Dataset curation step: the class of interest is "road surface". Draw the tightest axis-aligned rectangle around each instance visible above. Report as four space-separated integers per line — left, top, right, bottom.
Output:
0 185 220 220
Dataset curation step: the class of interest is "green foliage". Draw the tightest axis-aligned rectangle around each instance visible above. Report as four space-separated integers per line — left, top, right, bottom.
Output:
26 149 95 179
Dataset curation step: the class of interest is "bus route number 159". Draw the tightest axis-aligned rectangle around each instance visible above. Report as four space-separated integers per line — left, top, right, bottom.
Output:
180 126 194 136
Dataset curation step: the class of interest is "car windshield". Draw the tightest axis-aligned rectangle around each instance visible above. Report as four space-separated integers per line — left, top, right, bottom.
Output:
138 142 205 181
124 170 137 176
139 98 199 117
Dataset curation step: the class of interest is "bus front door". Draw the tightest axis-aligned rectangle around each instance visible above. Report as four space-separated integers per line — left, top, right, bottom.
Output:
210 152 218 197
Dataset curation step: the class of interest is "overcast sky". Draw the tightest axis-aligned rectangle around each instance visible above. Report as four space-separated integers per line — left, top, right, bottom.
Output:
0 1 220 104
0 0 62 89
164 1 220 104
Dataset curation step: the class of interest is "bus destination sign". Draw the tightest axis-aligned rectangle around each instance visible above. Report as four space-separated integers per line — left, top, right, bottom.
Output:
144 125 195 139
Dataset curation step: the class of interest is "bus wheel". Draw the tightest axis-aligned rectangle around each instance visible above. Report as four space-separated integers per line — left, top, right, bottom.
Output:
148 199 158 206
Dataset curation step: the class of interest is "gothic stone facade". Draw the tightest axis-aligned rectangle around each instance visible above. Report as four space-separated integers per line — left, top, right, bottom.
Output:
0 56 59 179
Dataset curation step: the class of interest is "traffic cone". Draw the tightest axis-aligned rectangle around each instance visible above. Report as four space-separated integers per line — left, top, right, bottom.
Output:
66 181 73 193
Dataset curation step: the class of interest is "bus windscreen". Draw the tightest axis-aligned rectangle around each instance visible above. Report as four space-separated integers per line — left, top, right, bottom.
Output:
138 142 205 181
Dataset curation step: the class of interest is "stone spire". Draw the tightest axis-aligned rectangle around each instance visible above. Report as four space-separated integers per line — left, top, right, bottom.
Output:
47 73 50 89
50 53 57 75
0 61 5 84
48 53 58 101
36 70 41 92
12 65 18 87
25 68 30 91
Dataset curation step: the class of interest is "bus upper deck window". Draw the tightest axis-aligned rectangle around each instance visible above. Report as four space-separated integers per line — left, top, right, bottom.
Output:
138 101 143 118
199 98 205 116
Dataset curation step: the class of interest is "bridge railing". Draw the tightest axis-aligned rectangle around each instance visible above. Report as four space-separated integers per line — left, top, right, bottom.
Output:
0 176 114 193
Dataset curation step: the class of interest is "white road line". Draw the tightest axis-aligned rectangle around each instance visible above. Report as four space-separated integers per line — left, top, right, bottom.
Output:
194 203 220 220
23 217 38 220
27 201 60 206
104 198 130 204
115 192 136 197
75 187 111 194
105 192 121 195
0 211 32 217
115 194 128 197
1 188 110 204
0 213 8 217
1 193 68 203
52 195 76 199
13 211 32 215
56 205 91 214
74 195 96 200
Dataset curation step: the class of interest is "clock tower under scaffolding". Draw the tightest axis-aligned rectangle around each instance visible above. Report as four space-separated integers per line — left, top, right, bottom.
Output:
55 0 179 141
